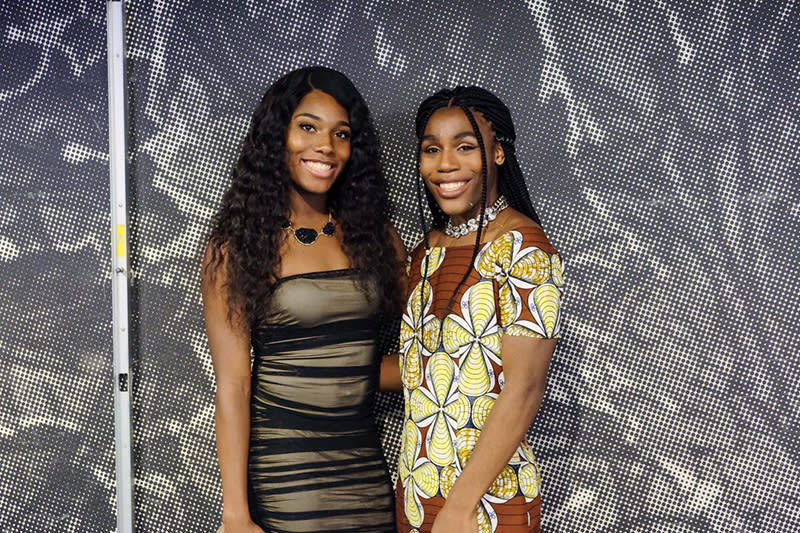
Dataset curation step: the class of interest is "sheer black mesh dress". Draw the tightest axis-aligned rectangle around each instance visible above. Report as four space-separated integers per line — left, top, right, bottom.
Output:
248 269 395 533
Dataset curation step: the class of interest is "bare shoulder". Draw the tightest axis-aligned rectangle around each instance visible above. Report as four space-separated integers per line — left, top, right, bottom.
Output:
502 209 542 233
497 209 558 253
201 239 230 288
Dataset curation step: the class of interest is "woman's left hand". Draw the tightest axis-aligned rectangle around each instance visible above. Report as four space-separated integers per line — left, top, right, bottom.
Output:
431 503 479 533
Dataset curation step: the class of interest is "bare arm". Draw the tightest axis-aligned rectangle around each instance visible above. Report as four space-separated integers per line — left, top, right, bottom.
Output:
201 249 263 532
433 335 557 532
379 224 408 392
380 352 402 392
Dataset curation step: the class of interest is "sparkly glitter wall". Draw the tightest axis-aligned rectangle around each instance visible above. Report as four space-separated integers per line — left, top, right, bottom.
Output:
0 1 116 531
1 1 798 531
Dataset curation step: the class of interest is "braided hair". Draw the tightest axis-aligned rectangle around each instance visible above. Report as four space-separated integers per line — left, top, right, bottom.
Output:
414 86 542 321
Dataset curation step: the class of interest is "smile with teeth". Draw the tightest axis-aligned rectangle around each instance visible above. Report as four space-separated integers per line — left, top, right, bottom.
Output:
303 160 335 172
439 181 467 191
302 159 337 178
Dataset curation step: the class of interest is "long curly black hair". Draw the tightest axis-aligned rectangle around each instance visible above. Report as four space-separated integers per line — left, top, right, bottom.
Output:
414 86 543 320
204 66 402 327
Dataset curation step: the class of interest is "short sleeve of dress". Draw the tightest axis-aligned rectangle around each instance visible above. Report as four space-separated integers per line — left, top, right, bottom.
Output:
476 229 565 339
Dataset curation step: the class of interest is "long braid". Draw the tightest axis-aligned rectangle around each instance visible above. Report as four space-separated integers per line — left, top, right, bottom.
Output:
415 108 436 251
498 147 541 225
434 105 488 327
414 107 436 317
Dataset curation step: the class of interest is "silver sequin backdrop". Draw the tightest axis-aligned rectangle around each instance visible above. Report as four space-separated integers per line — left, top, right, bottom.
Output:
0 1 798 531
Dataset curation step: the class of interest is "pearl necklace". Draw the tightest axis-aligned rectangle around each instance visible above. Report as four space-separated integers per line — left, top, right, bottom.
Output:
444 196 510 238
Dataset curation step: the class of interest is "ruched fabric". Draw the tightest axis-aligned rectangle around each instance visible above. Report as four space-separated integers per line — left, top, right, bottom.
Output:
248 269 395 533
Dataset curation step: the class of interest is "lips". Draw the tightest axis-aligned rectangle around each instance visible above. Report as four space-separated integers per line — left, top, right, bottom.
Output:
302 159 337 179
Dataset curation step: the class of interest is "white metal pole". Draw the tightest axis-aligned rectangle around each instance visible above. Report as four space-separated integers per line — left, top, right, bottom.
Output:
107 1 134 531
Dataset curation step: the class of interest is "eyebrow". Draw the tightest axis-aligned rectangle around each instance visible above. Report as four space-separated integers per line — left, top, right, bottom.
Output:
295 113 350 127
421 131 477 141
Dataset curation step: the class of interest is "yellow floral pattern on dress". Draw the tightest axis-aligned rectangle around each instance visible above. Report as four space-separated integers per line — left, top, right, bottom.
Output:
532 283 561 336
476 230 563 339
518 461 542 500
398 419 440 528
399 229 563 532
439 465 458 498
436 427 522 532
441 281 502 396
409 351 470 467
551 252 564 287
399 278 441 390
509 439 536 465
453 428 519 503
508 282 562 338
470 393 497 429
439 464 498 533
421 247 445 276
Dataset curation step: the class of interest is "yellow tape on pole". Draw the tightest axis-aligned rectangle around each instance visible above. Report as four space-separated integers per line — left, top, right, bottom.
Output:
116 224 126 258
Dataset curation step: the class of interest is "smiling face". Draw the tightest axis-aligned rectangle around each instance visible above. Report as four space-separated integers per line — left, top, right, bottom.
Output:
419 106 505 223
285 89 352 197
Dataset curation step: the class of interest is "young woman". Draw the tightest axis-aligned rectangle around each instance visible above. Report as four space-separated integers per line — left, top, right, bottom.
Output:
202 66 404 533
385 87 564 533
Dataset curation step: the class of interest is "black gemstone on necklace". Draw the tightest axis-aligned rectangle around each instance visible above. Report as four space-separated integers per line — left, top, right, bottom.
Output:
322 221 336 236
293 228 318 244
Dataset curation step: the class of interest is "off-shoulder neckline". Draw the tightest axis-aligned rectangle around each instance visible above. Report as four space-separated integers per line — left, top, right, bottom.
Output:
425 226 549 250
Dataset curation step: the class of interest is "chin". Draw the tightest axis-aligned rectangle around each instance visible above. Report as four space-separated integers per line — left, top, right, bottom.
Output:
435 197 476 218
294 182 333 197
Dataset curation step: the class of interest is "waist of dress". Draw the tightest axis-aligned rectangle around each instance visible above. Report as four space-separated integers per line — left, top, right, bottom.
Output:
250 408 382 454
251 404 377 431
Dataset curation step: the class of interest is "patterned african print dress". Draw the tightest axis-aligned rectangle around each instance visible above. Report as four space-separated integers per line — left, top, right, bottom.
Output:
395 226 564 533
248 269 395 533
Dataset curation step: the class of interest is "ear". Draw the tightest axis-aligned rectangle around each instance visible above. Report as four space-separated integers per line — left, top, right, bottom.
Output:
494 142 505 166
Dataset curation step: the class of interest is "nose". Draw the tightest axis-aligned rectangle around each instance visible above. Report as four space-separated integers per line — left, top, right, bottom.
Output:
437 147 458 173
314 134 334 155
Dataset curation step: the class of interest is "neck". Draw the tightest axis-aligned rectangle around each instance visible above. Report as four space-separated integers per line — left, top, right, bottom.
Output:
450 189 500 225
289 187 328 222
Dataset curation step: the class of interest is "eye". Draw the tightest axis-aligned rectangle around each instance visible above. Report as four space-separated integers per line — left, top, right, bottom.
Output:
299 123 316 132
335 130 351 140
457 144 477 152
422 146 440 154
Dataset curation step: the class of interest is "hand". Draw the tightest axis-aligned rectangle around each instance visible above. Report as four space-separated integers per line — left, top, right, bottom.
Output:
431 502 479 533
218 516 265 533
